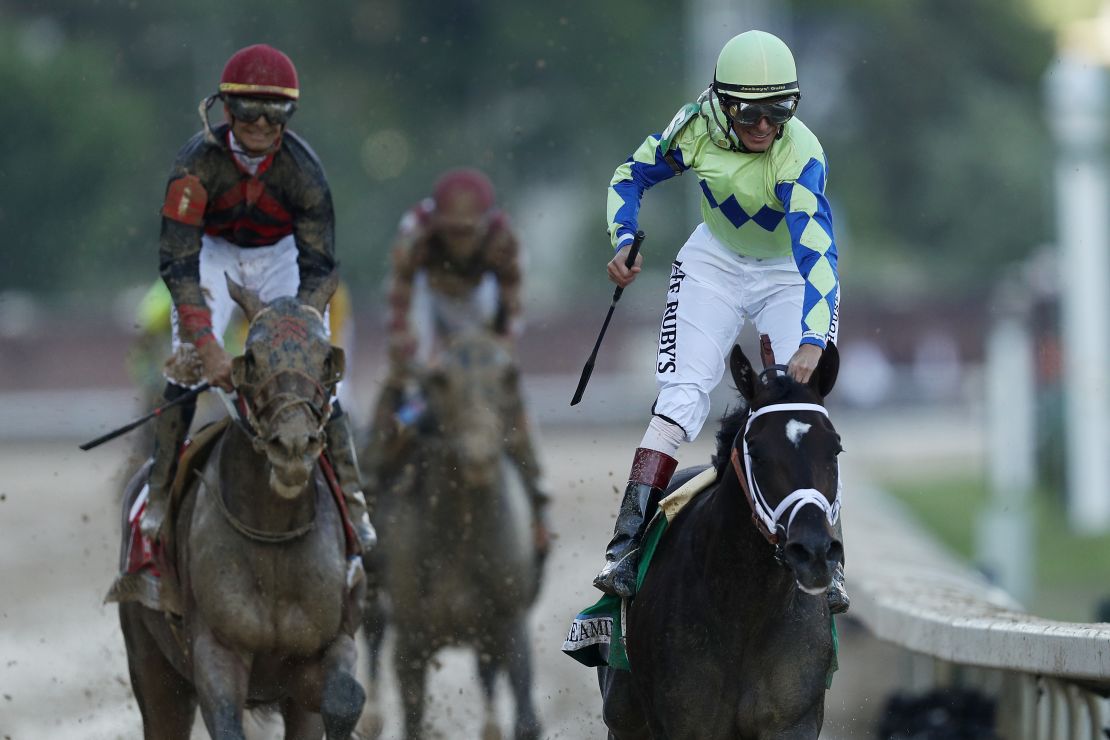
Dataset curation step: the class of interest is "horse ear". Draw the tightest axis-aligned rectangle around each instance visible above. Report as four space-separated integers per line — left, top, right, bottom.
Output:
808 341 840 398
230 354 248 388
326 346 346 386
301 272 339 316
729 344 756 403
225 273 264 321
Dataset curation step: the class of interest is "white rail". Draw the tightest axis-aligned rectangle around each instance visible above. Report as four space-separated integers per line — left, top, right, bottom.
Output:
848 484 1110 738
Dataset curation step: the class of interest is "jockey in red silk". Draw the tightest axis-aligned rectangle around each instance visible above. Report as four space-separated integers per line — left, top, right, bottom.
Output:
363 168 552 561
144 43 376 554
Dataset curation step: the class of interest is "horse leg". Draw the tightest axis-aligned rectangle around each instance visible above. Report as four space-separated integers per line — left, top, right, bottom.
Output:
191 621 252 740
755 704 823 740
502 621 541 740
394 633 431 740
597 666 650 740
119 604 196 739
358 561 387 739
280 697 325 740
475 650 501 740
318 633 366 740
282 633 363 740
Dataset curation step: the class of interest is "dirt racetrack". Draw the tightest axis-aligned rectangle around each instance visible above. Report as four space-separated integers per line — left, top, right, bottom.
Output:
0 418 949 739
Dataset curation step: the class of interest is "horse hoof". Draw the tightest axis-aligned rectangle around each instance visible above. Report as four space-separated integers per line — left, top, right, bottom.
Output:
481 720 502 740
356 710 384 740
513 720 541 740
322 672 366 738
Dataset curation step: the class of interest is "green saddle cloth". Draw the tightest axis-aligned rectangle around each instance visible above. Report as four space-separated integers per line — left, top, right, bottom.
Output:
561 494 839 687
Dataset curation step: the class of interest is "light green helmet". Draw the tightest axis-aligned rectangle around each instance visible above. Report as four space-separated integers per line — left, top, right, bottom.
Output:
713 30 799 101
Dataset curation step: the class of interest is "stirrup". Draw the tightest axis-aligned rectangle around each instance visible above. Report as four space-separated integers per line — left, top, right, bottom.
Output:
139 496 167 541
593 549 639 598
827 564 850 615
354 514 377 554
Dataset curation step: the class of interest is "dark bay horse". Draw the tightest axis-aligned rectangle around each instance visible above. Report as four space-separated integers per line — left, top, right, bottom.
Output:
601 343 843 740
361 330 541 740
118 275 366 739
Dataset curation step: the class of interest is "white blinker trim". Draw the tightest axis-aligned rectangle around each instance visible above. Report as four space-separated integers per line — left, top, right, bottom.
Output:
743 402 841 536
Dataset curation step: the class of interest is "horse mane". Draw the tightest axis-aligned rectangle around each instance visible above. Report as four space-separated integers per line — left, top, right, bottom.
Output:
711 372 804 476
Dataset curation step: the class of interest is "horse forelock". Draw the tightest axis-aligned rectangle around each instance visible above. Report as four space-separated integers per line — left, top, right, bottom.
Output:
245 300 328 354
714 374 819 474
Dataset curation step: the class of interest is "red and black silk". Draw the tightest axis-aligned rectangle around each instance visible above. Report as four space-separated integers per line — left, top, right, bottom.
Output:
159 124 335 338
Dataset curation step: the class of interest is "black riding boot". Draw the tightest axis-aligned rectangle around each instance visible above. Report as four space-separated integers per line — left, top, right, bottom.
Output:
594 448 678 598
139 383 196 541
827 517 850 614
325 405 377 555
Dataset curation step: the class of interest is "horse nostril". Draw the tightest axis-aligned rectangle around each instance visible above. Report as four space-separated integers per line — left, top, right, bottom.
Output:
784 542 811 566
826 540 844 564
267 433 303 460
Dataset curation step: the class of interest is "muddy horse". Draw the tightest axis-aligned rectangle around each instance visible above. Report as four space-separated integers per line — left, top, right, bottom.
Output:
116 275 366 739
601 343 842 740
360 329 542 740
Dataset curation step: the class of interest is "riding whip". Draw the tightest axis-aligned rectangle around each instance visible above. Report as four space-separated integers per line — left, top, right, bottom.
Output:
78 382 211 451
570 230 645 406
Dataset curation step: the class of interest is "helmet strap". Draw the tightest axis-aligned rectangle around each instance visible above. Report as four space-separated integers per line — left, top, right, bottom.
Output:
198 94 221 145
705 88 744 152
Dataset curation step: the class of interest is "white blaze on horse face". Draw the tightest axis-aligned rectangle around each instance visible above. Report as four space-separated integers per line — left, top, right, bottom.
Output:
785 419 812 447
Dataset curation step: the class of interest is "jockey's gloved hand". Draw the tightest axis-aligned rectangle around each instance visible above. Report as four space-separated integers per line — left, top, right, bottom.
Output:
198 339 234 391
786 344 822 385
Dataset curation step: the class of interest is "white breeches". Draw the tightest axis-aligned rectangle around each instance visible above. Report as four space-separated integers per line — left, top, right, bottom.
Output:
409 271 499 366
170 234 303 349
651 223 838 442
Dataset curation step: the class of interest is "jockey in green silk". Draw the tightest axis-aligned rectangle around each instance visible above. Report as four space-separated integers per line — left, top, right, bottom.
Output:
594 30 848 613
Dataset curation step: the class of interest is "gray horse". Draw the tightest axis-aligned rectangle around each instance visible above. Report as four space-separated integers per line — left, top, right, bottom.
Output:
361 330 542 740
116 275 366 739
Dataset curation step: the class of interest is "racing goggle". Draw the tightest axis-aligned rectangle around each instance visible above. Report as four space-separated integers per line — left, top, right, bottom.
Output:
719 95 798 126
223 95 297 125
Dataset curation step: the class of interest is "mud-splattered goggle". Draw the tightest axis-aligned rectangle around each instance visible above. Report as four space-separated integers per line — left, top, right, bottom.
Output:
720 95 798 126
223 95 297 125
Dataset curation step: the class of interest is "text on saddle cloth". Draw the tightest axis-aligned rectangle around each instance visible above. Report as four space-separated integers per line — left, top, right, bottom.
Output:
563 467 718 671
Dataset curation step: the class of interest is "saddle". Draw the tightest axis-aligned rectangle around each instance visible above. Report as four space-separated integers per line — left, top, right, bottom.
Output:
562 466 718 670
105 419 229 615
563 465 840 687
106 418 360 615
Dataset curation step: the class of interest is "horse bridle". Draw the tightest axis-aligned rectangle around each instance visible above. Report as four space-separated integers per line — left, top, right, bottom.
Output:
233 307 335 451
237 369 332 448
729 401 842 546
207 307 337 543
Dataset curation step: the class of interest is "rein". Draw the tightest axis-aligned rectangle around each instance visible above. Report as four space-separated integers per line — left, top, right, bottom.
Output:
197 470 316 544
729 401 841 546
239 369 331 444
203 304 333 543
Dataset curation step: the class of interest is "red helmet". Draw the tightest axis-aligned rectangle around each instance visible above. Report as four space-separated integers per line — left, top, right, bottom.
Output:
433 169 496 213
219 44 299 100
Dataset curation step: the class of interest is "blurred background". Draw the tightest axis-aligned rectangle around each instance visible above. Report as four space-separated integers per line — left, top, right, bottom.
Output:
3 0 1110 737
